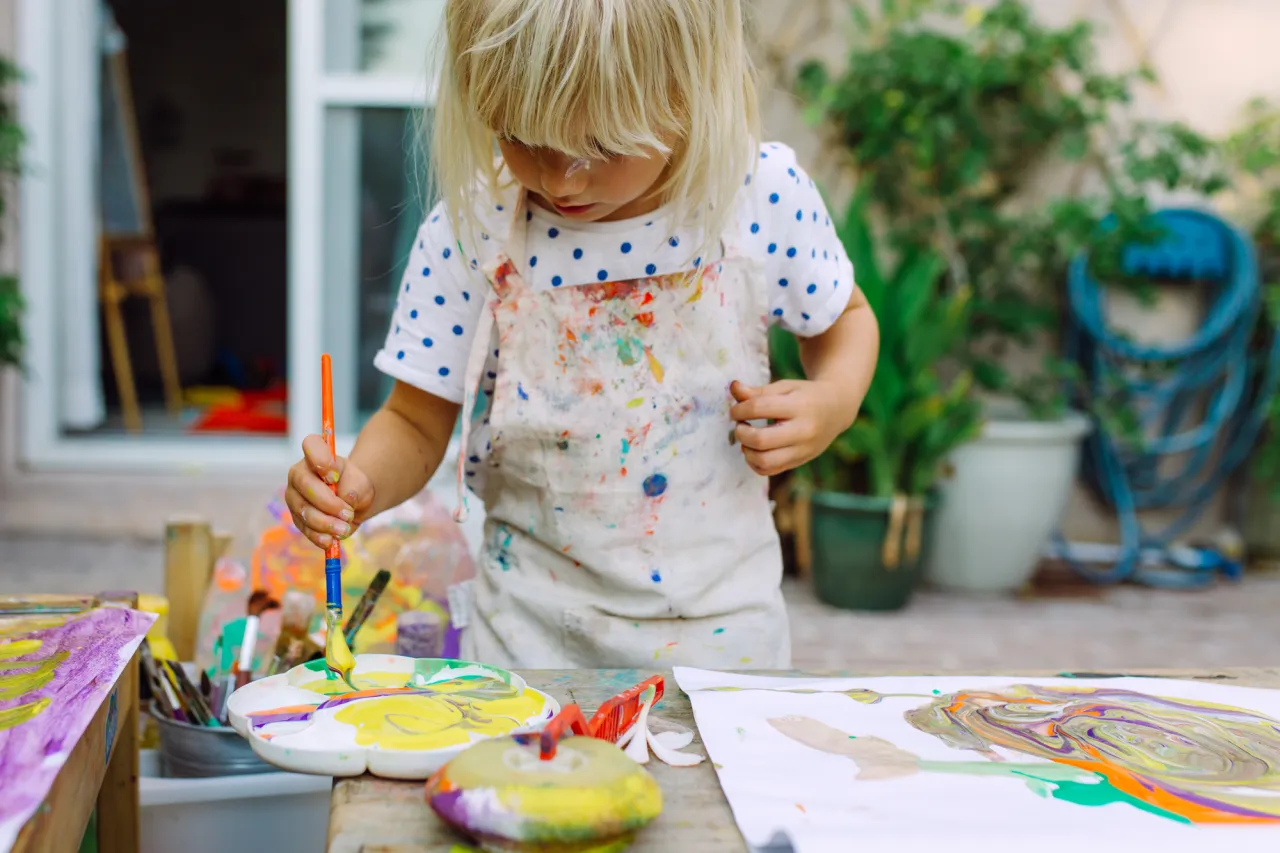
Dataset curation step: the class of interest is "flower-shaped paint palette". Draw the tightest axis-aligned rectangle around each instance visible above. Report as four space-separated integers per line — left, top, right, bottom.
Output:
227 655 559 779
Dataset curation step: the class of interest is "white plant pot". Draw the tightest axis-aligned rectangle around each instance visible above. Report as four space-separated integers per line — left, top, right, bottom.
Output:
926 409 1093 594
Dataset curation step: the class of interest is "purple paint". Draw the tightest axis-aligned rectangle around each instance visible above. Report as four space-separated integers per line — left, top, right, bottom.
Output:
0 608 154 849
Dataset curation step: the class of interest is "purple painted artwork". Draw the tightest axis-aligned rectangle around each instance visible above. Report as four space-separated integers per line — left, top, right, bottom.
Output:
0 607 155 852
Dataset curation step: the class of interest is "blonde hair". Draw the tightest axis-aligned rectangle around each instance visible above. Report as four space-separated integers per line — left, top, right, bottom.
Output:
429 0 760 265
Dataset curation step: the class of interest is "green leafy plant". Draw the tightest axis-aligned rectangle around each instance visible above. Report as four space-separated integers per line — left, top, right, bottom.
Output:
795 0 1226 420
0 56 23 370
772 189 982 497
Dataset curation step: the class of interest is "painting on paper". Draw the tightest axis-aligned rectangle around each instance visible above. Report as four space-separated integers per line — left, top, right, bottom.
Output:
674 668 1280 853
0 607 154 852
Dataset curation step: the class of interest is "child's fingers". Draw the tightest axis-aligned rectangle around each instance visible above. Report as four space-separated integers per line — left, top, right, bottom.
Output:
729 380 762 403
301 434 343 486
334 464 375 515
288 460 354 521
743 446 796 478
730 392 800 423
736 419 809 452
283 486 346 547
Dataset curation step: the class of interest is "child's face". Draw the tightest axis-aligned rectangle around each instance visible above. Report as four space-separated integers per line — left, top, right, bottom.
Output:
497 138 670 223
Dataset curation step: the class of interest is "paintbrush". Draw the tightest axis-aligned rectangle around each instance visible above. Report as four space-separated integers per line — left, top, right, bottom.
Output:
267 590 316 676
343 569 391 649
320 353 357 692
165 659 219 727
235 590 280 689
140 641 180 721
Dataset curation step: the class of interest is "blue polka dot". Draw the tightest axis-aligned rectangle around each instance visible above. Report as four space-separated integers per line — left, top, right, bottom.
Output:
795 210 803 221
396 351 405 359
487 371 497 379
786 247 797 258
669 237 679 247
642 473 668 498
573 248 584 260
773 308 783 317
825 217 830 226
548 227 559 238
497 204 504 211
813 211 818 222
768 243 777 254
423 338 433 347
788 168 796 177
694 257 702 267
812 249 817 258
443 248 451 259
463 291 471 301
807 284 817 294
469 455 480 463
834 279 839 288
645 263 657 275
802 312 811 321
452 324 464 335
422 267 431 276
404 283 410 292
779 278 789 287
744 174 752 185
823 251 828 259
439 367 450 376
431 214 439 222
760 151 768 159
418 240 423 249
394 325 399 333
621 242 632 253
410 309 419 319
597 269 609 281
769 193 780 204
750 223 760 234
552 275 563 286
529 255 538 267
435 295 445 305
470 259 478 269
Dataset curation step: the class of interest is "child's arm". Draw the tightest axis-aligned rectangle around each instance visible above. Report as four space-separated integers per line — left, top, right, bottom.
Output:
730 285 879 477
285 382 460 549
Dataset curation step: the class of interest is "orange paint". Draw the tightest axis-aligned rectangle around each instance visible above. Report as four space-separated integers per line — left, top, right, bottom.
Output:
635 312 655 327
795 804 807 814
641 292 654 306
621 467 628 477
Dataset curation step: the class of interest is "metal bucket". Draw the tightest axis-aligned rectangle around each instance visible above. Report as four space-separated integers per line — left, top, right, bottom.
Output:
151 706 273 777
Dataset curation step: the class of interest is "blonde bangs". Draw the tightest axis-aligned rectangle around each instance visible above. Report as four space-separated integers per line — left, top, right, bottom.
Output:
429 0 760 264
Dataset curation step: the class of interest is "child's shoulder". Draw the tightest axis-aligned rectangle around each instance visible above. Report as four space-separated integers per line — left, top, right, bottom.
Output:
419 178 522 261
744 141 815 205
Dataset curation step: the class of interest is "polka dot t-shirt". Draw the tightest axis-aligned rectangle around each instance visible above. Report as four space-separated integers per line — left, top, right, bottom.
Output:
374 141 854 404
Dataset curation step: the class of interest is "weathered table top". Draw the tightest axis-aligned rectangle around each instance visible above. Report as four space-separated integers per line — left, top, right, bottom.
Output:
327 666 1280 852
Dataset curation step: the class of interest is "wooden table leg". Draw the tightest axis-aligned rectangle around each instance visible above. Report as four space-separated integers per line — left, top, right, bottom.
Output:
96 650 139 853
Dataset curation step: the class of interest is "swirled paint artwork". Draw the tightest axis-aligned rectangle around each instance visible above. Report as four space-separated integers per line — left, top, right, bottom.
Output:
227 654 558 778
675 668 1280 853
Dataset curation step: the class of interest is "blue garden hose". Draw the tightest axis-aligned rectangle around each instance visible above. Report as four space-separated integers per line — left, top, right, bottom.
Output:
1058 207 1280 588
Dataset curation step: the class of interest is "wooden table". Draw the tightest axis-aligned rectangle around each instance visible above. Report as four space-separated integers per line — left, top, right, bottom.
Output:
327 666 1280 852
9 595 143 853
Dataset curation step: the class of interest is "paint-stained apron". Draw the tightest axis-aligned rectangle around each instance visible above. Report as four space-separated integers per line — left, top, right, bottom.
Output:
453 193 790 669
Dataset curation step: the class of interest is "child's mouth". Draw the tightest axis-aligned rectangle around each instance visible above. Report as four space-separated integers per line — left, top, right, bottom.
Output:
553 201 596 217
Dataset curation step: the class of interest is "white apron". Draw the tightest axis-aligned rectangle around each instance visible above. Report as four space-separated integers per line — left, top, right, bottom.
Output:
453 192 790 670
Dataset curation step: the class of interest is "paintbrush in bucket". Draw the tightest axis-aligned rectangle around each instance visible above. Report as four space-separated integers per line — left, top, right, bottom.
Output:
343 569 390 649
267 590 316 676
320 353 357 692
234 590 280 690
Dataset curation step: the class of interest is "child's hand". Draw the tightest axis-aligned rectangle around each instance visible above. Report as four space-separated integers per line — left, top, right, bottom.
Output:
729 380 856 477
284 435 375 549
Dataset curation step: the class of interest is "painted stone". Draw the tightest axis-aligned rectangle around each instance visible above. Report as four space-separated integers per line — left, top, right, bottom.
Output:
426 735 662 852
227 655 558 778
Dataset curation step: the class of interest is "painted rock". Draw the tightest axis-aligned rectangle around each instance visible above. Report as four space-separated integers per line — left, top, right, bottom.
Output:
426 735 663 852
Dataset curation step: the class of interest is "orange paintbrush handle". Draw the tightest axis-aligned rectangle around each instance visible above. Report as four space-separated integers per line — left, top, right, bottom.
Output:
320 354 340 564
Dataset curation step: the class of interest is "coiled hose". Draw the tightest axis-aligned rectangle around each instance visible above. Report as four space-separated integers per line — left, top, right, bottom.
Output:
1059 208 1280 588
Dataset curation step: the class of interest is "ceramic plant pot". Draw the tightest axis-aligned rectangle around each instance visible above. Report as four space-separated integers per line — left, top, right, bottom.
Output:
809 491 937 612
926 408 1092 594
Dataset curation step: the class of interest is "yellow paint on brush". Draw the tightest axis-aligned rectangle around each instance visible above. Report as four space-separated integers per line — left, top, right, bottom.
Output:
299 671 408 696
333 687 547 751
323 607 357 689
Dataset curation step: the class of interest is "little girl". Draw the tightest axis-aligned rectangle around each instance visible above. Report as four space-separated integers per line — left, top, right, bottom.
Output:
286 0 878 670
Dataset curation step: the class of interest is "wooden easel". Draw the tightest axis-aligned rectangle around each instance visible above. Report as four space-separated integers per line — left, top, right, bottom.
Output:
99 30 181 431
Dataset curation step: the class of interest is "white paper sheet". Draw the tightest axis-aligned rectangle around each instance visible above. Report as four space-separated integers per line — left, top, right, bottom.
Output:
674 668 1280 853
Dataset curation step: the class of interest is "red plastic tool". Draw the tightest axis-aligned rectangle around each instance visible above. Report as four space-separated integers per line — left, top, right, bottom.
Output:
537 675 665 760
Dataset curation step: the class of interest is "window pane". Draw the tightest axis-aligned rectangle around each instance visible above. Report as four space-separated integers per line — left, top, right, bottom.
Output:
321 107 434 429
324 0 446 75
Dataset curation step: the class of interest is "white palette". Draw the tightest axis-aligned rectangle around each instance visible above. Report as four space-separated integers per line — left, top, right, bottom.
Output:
228 655 559 779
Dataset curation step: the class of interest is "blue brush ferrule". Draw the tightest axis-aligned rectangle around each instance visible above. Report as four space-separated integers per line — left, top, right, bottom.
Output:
325 558 342 612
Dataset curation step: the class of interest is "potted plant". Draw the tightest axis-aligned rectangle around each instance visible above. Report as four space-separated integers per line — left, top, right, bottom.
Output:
773 190 981 611
793 0 1225 593
0 56 23 374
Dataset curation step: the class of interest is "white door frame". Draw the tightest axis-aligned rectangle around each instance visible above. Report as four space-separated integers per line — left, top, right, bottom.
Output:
10 0 437 475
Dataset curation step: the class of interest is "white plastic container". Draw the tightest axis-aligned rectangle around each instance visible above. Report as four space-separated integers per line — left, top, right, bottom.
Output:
139 749 332 853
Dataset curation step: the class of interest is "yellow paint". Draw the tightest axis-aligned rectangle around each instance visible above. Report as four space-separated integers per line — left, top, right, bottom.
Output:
0 640 42 660
324 607 356 689
644 348 665 383
299 671 408 696
0 698 51 730
627 398 644 408
0 652 67 701
333 686 547 751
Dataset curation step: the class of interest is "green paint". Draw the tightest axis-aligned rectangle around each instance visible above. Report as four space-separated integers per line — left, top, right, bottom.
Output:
931 689 941 695
616 337 643 366
713 627 726 635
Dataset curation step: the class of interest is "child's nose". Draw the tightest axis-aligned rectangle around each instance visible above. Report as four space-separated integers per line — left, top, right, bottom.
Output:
540 154 589 198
